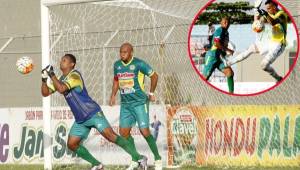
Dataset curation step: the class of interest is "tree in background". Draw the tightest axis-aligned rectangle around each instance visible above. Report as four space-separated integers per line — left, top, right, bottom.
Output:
195 1 254 25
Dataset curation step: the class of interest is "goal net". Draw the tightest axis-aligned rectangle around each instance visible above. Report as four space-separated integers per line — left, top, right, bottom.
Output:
42 0 300 169
42 0 202 169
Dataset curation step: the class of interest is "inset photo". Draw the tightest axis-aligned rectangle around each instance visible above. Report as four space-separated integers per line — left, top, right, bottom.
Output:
189 0 299 95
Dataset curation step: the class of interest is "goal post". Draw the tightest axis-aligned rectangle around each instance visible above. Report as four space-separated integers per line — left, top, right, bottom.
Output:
41 2 51 170
41 0 203 169
41 0 300 169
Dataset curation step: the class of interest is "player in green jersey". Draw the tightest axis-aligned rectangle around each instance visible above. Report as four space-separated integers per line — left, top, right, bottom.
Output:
202 17 235 93
109 43 162 170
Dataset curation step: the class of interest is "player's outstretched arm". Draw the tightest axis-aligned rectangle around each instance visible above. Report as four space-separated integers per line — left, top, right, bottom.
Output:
109 78 119 106
149 72 158 102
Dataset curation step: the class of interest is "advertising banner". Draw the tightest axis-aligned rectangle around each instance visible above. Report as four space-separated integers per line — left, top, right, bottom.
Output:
167 105 300 167
0 105 166 165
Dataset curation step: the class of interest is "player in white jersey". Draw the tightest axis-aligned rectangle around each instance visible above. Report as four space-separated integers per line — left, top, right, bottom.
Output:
223 0 288 82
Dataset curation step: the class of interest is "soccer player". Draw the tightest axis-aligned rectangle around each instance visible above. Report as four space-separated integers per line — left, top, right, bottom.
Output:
202 17 235 93
224 0 287 82
109 43 162 170
41 54 145 170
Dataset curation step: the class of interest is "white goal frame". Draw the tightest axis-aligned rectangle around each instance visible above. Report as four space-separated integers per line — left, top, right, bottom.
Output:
41 0 183 169
41 1 113 169
41 1 169 169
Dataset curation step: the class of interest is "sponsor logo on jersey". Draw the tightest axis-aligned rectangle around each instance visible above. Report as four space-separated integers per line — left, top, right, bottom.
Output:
119 80 134 87
120 88 135 94
117 72 135 79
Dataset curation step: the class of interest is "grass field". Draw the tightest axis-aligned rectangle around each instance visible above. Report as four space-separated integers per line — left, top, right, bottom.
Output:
0 165 300 170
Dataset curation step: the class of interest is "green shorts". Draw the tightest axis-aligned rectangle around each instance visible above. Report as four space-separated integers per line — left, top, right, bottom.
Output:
120 102 150 129
202 50 226 80
69 112 111 139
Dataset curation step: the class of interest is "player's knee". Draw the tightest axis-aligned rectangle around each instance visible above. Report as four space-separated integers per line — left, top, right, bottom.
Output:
67 141 79 151
119 128 131 138
223 68 234 77
140 128 151 137
105 133 116 142
102 128 117 142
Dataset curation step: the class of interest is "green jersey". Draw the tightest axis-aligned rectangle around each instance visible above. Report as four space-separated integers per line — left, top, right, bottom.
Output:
210 27 229 56
114 57 154 106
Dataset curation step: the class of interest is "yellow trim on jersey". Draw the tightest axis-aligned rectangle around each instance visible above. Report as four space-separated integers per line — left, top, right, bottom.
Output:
64 71 83 90
270 10 285 19
64 81 72 90
47 71 83 92
137 71 145 91
269 10 287 44
121 57 134 66
211 46 218 51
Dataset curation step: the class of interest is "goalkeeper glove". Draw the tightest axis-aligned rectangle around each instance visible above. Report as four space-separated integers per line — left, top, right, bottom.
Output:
45 65 55 78
41 66 49 83
257 9 268 17
254 8 260 17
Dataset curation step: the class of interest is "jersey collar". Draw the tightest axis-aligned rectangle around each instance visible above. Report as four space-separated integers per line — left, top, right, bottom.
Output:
61 69 75 80
121 57 134 66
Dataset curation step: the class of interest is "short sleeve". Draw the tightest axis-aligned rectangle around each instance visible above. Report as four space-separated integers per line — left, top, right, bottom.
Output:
139 60 154 77
113 62 118 81
213 28 222 42
273 11 285 20
63 72 83 90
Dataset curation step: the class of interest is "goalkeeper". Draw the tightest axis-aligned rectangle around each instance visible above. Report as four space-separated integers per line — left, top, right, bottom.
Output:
223 0 287 82
41 54 146 170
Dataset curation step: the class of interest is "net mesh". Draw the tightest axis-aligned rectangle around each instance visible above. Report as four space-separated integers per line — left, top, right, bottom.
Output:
46 0 300 169
48 0 202 169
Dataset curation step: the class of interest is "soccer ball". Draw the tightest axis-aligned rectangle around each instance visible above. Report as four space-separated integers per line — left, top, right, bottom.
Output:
16 56 34 74
252 20 265 33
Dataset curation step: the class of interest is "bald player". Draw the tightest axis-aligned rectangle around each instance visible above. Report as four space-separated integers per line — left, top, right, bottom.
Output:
109 43 162 170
